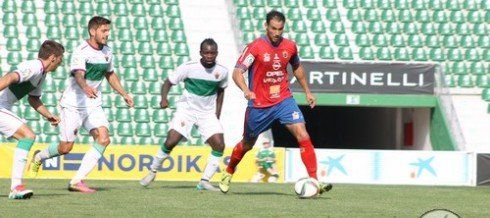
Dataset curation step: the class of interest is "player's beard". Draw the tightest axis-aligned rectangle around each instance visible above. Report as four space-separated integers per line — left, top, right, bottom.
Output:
200 58 216 69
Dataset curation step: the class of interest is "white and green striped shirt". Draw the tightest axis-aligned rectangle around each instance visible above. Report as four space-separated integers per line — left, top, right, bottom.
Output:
0 59 46 110
169 61 228 114
60 41 114 108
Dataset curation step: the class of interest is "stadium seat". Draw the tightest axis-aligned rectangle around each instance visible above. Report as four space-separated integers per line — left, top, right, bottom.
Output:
6 38 21 51
153 110 169 123
134 17 149 30
2 13 17 26
407 35 423 47
171 30 186 42
334 34 349 46
104 108 115 122
115 17 131 29
119 137 136 145
287 8 302 20
376 47 392 60
451 62 468 75
41 93 58 107
174 43 189 56
394 48 410 61
101 95 113 108
114 3 128 16
22 13 37 26
151 17 166 30
470 62 487 75
330 22 345 33
351 22 366 34
25 27 41 39
359 47 375 60
236 7 251 20
149 82 161 95
364 10 379 22
444 74 456 87
135 123 152 137
446 0 461 10
159 56 175 69
456 23 471 36
252 7 267 21
403 23 419 35
61 1 76 15
390 35 405 47
121 55 137 68
385 22 402 34
267 0 282 7
476 75 490 88
133 95 149 109
120 42 135 55
27 121 41 135
478 36 490 48
96 2 112 16
425 35 440 48
291 20 307 33
143 69 159 82
457 75 474 88
306 9 321 21
131 82 147 94
412 48 428 61
284 0 299 8
299 47 315 59
150 96 161 109
166 5 181 18
355 34 371 47
131 4 146 17
346 9 362 21
325 9 340 21
447 49 463 61
482 89 490 101
47 27 62 40
467 11 483 23
44 1 58 14
65 27 80 40
138 137 154 145
116 108 132 122
323 0 337 8
7 52 22 66
140 55 156 69
314 34 329 46
134 109 150 123
343 0 357 9
372 34 388 47
154 123 169 137
337 47 353 60
23 109 40 121
430 48 445 61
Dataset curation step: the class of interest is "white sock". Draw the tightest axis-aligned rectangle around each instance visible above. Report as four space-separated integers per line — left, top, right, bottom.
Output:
201 152 222 181
11 148 29 190
150 149 169 172
35 149 50 162
70 147 102 185
35 142 61 162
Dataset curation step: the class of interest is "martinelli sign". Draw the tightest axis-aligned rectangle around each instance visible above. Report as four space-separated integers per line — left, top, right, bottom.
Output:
289 61 435 94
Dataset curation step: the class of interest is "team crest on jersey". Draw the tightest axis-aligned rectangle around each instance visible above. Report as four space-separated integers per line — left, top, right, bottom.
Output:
213 71 220 79
105 55 109 61
263 53 270 62
292 111 300 120
245 54 255 66
282 51 288 59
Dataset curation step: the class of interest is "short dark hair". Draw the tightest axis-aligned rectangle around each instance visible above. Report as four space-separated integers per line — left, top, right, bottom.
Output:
266 10 286 24
200 38 218 51
38 40 64 59
88 16 111 34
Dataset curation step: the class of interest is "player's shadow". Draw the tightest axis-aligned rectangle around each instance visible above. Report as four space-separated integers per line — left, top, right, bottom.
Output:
232 191 290 196
153 185 196 189
33 193 70 197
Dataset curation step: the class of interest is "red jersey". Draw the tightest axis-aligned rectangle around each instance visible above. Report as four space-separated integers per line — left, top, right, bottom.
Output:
235 35 300 108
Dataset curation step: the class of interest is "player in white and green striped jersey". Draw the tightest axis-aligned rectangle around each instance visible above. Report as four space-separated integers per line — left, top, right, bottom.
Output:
0 40 65 199
140 39 228 191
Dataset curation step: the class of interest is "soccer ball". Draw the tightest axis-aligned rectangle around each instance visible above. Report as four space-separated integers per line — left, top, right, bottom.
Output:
294 177 320 198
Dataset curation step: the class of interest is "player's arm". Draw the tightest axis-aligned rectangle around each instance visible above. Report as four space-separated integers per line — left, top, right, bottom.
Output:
27 95 60 126
160 79 173 109
232 68 256 100
105 71 134 107
292 64 316 108
0 72 20 91
73 70 98 99
215 87 225 119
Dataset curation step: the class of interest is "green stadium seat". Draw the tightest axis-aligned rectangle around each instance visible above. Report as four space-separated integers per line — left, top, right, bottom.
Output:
450 11 465 23
159 56 175 69
151 17 166 30
338 47 353 60
96 2 111 16
252 7 267 21
457 75 474 88
424 35 440 48
134 17 148 30
351 22 366 34
43 122 59 135
411 0 426 9
27 121 41 135
7 52 22 66
394 48 410 61
120 42 135 55
470 62 487 75
140 55 155 69
121 55 137 68
359 47 375 60
133 95 149 109
116 108 132 122
361 0 376 8
484 50 490 62
138 42 153 55
355 34 370 47
284 8 301 21
44 1 58 14
43 135 60 144
154 30 169 43
149 82 161 95
25 27 41 39
62 15 78 27
323 0 337 8
306 9 321 21
153 110 169 123
364 10 379 22
291 20 307 33
65 27 80 40
61 1 76 14
394 0 409 9
239 20 254 32
117 123 134 137
368 22 383 34
390 35 405 47
114 3 128 16
168 96 177 109
446 0 461 10
131 82 147 94
134 109 150 123
138 137 154 145
385 22 401 34
380 10 395 22
44 14 59 27
42 79 57 94
166 5 181 18
6 38 21 51
420 23 436 35
23 108 40 121
429 0 444 10
467 11 483 23
164 0 179 5
334 34 349 46
150 96 161 108
27 52 37 60
444 75 456 87
433 10 448 23
131 4 146 17
442 35 458 48
177 56 190 66
322 10 339 22
101 81 112 94
314 34 329 46
343 0 357 9
346 9 362 21
414 10 430 23
483 89 490 101
463 0 479 10
438 23 454 35
452 62 468 75
41 93 58 107
2 13 17 26
123 68 139 81
115 17 131 29
303 0 317 8
236 7 251 20
372 34 388 47
154 123 169 137
476 75 490 88
403 23 418 35
174 43 189 56
430 48 446 61
47 27 62 40
119 137 137 145
447 49 463 61
157 43 172 56
251 0 265 7
456 23 471 36
169 84 183 95
22 13 37 26
474 24 487 36
330 22 345 33
135 123 152 137
147 4 164 17
412 48 428 61
466 48 481 61
267 0 282 7
299 47 315 59
2 1 17 12
171 30 186 42
285 0 299 8
79 16 91 29
376 47 392 60
101 95 113 108
295 33 310 46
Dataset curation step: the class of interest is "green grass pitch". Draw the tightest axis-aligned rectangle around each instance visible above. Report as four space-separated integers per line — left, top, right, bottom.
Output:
0 179 489 217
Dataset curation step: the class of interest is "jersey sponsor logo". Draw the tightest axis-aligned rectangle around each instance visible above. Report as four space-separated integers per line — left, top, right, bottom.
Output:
272 60 282 70
292 111 300 120
282 51 289 59
263 53 270 62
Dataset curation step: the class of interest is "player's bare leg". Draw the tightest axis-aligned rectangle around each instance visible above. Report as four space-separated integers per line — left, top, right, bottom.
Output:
140 129 182 187
9 125 36 199
68 127 110 193
219 137 256 193
196 134 224 191
285 123 332 194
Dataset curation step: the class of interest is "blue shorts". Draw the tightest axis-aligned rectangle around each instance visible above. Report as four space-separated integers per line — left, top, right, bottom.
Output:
243 97 305 140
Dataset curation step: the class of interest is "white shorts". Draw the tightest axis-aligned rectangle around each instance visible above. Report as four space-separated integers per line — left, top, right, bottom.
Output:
0 108 26 138
169 108 223 141
60 106 109 142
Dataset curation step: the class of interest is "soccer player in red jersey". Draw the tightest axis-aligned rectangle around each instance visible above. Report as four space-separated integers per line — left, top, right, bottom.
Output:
219 10 332 194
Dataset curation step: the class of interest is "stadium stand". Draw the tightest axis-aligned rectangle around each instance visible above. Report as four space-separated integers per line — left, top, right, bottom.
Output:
0 0 191 145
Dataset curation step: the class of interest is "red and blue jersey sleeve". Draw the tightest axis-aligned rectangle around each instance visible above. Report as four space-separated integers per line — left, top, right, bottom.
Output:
235 42 258 72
